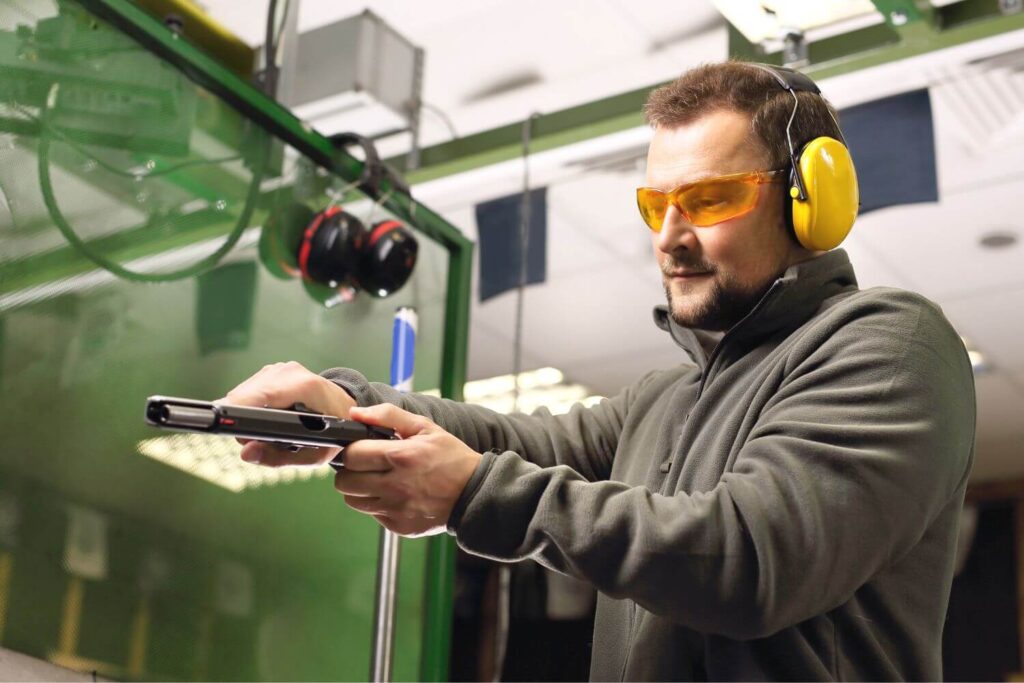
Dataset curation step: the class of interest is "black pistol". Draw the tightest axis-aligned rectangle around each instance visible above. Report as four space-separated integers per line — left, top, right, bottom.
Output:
145 395 395 471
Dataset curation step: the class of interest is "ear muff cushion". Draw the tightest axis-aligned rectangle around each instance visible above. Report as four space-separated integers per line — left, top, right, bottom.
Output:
260 202 315 279
790 137 859 251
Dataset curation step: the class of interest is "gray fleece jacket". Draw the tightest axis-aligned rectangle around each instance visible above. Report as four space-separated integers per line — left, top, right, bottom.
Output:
324 249 976 681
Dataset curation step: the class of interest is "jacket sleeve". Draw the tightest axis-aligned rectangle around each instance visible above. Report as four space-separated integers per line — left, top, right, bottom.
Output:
321 367 661 482
444 297 977 640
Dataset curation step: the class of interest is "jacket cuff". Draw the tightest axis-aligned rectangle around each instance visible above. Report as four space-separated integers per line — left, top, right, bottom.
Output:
320 367 376 407
447 448 501 534
447 450 547 560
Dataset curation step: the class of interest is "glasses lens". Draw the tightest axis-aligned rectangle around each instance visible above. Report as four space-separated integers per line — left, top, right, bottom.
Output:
678 179 759 227
636 188 668 232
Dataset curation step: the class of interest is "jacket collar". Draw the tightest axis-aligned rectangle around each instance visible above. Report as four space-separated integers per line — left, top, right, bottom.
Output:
653 249 859 370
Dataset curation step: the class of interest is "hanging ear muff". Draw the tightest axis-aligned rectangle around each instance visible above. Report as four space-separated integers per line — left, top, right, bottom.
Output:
359 219 419 298
297 205 367 290
284 133 418 304
747 62 860 251
788 137 859 251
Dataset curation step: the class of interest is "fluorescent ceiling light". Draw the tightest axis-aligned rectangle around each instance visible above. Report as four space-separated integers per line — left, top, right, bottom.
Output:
463 366 564 402
422 367 606 416
137 432 331 493
712 0 881 44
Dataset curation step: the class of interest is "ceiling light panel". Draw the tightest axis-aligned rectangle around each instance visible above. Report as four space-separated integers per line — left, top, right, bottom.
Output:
713 0 881 43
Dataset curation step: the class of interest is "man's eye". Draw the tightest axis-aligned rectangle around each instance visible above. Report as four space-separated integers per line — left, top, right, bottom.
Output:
696 198 726 209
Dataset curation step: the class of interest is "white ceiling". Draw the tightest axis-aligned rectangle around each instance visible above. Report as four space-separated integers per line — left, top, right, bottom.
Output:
203 1 1024 482
202 0 727 147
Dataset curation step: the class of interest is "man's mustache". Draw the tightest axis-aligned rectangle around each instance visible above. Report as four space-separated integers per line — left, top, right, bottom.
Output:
661 255 714 276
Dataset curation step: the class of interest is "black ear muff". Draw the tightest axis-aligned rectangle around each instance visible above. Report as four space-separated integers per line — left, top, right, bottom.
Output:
285 134 418 304
359 220 419 298
298 206 367 289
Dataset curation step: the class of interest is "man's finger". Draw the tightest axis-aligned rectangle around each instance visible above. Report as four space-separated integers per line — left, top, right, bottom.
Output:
350 403 432 439
343 494 386 515
220 361 319 410
240 441 336 467
334 470 387 496
341 440 395 472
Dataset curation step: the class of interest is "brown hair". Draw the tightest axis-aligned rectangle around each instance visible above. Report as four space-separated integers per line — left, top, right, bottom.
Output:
644 60 843 172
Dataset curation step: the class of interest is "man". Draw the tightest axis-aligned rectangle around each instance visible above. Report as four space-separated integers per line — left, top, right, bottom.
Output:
226 61 975 680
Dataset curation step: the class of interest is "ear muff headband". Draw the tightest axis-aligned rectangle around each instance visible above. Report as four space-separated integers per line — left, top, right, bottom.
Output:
747 63 859 251
367 219 403 248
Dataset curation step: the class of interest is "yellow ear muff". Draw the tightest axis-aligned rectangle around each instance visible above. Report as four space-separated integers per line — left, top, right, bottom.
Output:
790 137 859 251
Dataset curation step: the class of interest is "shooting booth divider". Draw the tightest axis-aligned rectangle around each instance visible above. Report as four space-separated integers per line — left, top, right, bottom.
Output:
0 1 472 680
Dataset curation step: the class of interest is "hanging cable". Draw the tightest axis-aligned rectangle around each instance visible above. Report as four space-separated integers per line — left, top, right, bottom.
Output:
262 0 292 97
512 113 539 413
493 111 541 683
36 83 268 283
9 100 242 179
421 102 460 140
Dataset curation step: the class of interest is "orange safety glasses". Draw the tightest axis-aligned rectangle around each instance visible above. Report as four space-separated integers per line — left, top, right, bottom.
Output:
636 169 786 232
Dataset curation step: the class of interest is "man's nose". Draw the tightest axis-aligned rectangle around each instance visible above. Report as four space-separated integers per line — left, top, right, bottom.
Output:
656 203 699 253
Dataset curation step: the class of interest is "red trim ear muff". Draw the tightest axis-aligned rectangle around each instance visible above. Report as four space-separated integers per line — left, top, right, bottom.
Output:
359 220 419 298
298 206 367 289
297 205 338 279
291 206 418 301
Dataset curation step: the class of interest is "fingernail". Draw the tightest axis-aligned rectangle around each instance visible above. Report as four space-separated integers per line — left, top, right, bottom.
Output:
241 451 262 465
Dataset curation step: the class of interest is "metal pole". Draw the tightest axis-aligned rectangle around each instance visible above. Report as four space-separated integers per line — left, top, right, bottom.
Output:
371 307 418 682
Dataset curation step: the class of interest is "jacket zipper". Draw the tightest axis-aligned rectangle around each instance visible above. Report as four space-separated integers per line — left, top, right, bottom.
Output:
696 279 783 399
618 280 784 680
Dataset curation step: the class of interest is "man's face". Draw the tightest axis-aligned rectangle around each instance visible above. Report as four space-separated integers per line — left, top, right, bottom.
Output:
645 109 803 331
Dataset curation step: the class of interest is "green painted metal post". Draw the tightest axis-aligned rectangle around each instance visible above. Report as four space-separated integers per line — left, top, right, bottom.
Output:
420 220 473 682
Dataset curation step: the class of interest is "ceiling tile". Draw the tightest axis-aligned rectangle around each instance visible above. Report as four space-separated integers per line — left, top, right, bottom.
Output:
852 180 1024 301
941 286 1024 374
841 235 915 290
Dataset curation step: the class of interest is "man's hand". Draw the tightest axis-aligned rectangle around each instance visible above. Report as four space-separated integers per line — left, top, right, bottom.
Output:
335 403 482 538
220 361 356 467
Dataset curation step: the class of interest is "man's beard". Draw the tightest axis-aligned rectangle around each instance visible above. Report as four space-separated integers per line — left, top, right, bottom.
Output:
661 256 769 332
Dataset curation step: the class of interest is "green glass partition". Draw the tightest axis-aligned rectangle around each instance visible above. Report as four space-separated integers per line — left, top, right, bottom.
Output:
0 1 470 679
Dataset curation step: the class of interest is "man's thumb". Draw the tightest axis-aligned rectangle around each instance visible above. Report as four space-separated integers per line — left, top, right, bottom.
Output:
350 403 431 438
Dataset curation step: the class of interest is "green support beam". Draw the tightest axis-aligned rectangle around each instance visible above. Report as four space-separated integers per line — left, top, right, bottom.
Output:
871 0 936 26
398 0 1024 187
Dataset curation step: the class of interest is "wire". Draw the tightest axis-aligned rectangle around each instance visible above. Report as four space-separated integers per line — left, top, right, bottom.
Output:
8 100 242 179
512 113 539 412
36 83 268 283
421 102 460 140
262 0 292 96
493 111 542 683
263 0 280 95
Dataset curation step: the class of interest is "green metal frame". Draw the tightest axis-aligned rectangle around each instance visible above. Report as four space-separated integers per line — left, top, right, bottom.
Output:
65 0 470 679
